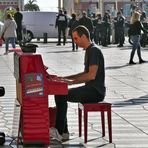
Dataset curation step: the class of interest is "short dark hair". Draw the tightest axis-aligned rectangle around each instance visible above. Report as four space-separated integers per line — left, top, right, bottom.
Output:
71 13 76 19
16 7 20 11
72 25 90 39
117 11 122 15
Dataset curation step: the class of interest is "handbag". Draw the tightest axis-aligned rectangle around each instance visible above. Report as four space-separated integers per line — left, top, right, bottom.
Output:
1 21 12 42
0 37 3 46
1 33 5 42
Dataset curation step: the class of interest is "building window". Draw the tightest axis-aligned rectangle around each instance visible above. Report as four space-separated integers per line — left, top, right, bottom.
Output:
143 4 148 15
123 4 131 17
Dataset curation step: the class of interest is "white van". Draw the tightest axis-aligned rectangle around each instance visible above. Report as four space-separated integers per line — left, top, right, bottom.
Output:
21 11 58 42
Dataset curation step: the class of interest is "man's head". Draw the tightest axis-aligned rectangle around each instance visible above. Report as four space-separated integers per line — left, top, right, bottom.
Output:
117 11 122 16
59 9 63 14
16 7 20 11
82 11 87 17
72 25 90 48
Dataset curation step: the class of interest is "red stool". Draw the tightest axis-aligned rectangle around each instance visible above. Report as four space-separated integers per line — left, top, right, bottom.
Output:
78 102 112 143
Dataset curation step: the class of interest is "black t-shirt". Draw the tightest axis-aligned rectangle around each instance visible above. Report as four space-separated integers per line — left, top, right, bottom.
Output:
84 43 106 96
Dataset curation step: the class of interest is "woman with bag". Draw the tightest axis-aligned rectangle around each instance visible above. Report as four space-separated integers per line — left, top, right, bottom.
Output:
129 11 148 64
0 13 17 55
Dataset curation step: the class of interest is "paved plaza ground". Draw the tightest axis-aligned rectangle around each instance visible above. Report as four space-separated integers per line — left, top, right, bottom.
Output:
0 40 148 147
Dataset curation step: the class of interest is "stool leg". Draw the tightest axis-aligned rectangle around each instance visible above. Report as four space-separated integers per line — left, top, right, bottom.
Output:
78 108 82 137
107 108 112 143
17 108 22 145
101 111 105 137
84 110 88 143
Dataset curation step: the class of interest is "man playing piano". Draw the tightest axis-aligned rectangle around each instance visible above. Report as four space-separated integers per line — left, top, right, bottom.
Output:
50 25 106 141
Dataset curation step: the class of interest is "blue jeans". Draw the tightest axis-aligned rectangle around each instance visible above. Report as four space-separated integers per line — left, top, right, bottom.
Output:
5 37 16 52
130 35 142 61
54 85 104 135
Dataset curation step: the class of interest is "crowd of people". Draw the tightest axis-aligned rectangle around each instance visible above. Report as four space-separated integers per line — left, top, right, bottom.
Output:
56 9 148 51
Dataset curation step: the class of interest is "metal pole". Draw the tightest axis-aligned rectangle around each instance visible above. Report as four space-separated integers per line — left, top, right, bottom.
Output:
100 0 103 15
58 0 61 10
115 0 118 11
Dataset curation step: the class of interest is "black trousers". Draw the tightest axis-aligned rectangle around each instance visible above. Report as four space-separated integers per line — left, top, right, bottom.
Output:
54 85 104 135
58 27 66 45
116 27 124 45
16 27 22 41
71 35 78 50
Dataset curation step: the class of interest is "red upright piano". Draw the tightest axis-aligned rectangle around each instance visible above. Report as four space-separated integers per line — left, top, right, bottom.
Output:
14 51 68 145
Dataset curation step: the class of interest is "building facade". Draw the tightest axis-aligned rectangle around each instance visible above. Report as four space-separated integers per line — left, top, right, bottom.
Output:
63 0 148 20
0 0 24 10
0 0 24 21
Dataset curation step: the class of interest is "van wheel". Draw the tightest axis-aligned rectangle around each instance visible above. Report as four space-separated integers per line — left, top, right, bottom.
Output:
26 30 33 42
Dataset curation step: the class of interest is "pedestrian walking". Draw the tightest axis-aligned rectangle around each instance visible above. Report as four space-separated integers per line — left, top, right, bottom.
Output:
129 11 148 64
0 13 17 55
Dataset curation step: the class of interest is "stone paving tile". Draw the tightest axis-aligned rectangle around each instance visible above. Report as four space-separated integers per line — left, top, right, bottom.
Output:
1 43 148 147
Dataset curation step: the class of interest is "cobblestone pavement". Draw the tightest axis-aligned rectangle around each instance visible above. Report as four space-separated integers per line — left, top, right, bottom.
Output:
0 40 148 148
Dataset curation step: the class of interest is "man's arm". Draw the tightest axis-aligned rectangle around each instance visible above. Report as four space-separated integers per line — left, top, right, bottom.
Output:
62 64 98 85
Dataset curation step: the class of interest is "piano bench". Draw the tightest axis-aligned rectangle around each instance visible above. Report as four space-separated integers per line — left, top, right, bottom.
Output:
78 102 112 143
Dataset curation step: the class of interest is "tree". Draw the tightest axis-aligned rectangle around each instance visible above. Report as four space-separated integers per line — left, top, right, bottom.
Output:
24 0 40 11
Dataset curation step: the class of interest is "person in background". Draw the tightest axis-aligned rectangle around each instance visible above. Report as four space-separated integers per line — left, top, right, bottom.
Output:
55 9 68 46
93 13 102 45
14 7 23 43
140 11 147 23
0 13 17 55
106 10 111 45
50 25 106 142
64 10 69 42
79 11 94 41
129 11 148 64
68 13 79 51
140 11 148 47
102 11 111 46
114 11 125 47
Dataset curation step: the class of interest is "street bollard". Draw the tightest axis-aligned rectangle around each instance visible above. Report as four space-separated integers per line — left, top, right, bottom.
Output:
43 33 48 43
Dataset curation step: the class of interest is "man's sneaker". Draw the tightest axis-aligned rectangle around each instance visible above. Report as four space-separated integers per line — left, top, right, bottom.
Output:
4 52 8 55
62 132 70 141
50 127 62 141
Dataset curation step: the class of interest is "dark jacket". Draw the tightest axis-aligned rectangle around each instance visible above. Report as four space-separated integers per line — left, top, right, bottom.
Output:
130 21 148 36
68 18 79 35
55 14 68 29
114 16 125 28
79 16 93 32
14 12 23 29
